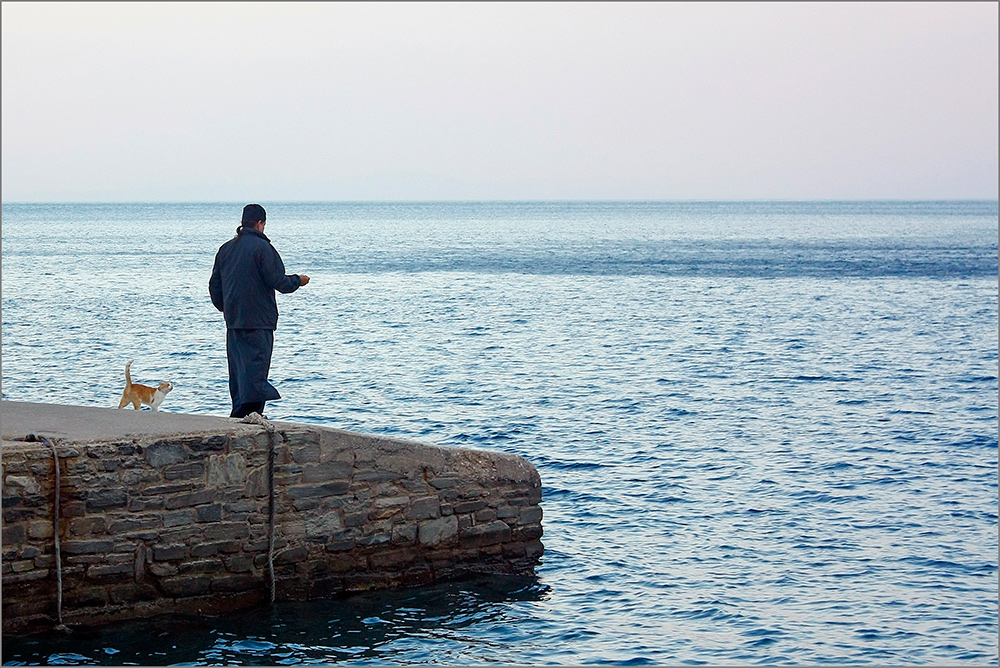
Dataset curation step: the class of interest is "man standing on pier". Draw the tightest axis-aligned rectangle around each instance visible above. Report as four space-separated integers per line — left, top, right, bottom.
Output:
209 204 310 418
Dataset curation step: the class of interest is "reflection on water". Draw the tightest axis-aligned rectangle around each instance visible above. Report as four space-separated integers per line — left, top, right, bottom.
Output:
1 574 548 665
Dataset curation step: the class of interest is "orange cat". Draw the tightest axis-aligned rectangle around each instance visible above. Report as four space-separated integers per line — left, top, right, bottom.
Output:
117 360 173 412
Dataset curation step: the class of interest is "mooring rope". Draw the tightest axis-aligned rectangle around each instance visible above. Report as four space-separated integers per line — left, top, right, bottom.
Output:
238 413 278 604
26 434 68 632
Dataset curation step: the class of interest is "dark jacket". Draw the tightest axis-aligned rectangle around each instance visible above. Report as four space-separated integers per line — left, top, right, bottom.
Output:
209 227 302 330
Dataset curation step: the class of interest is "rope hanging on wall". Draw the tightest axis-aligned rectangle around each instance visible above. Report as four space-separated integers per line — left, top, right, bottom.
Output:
24 434 69 633
238 413 279 604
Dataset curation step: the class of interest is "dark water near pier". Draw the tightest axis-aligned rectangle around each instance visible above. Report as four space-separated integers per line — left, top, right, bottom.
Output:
2 200 997 665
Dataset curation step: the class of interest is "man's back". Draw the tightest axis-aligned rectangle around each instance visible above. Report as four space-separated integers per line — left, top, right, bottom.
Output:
209 227 301 330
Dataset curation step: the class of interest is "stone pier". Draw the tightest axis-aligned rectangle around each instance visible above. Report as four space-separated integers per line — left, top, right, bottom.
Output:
0 401 543 635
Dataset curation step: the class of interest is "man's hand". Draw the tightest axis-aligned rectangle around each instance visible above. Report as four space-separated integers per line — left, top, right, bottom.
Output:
298 274 310 286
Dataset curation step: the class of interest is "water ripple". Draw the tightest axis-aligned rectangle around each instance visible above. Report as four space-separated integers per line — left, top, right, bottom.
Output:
2 202 997 666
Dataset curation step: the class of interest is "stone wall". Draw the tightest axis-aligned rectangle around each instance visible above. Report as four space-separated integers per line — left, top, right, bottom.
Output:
1 422 543 634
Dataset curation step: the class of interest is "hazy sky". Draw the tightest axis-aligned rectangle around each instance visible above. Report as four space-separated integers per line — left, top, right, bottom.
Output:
2 2 997 201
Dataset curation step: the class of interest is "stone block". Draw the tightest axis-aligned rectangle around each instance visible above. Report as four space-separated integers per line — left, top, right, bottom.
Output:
459 520 511 547
343 511 367 527
144 441 188 468
3 507 35 523
27 521 54 539
295 560 328 576
189 435 227 452
290 443 320 463
86 562 133 581
224 555 254 573
122 469 160 487
518 506 543 525
207 454 247 487
62 539 114 555
159 575 211 597
301 461 353 483
220 540 244 554
3 569 49 584
2 491 23 507
29 554 56 568
11 560 34 573
165 489 217 510
325 539 355 552
453 500 488 514
164 461 206 481
113 540 140 554
4 475 40 495
274 546 308 565
3 460 29 474
305 512 344 538
20 493 46 508
292 498 320 512
211 574 258 593
116 443 138 456
369 549 416 569
148 562 177 577
196 503 224 522
281 430 314 446
285 482 351 500
406 496 440 520
525 539 544 559
519 524 544 540
354 470 401 483
108 515 160 535
190 542 221 558
68 460 93 474
129 497 165 512
357 532 391 547
67 554 107 565
323 552 358 573
243 538 269 553
64 586 109 607
179 559 224 575
110 583 158 604
417 515 458 546
224 499 257 514
153 544 187 561
392 522 417 544
428 476 461 489
163 509 196 527
502 542 527 559
247 468 268 498
143 482 195 497
374 495 410 509
205 522 249 541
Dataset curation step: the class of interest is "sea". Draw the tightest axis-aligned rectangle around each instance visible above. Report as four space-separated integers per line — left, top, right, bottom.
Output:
1 200 997 666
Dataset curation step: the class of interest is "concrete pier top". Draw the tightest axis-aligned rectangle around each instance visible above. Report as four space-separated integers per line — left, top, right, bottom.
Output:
1 401 292 445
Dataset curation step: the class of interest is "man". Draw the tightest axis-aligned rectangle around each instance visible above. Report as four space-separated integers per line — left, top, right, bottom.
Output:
209 204 310 418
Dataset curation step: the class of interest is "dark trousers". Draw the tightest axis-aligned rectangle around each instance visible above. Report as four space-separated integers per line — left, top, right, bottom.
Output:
226 328 280 418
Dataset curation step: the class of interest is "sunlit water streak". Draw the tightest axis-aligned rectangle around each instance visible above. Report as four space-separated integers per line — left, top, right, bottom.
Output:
2 201 997 665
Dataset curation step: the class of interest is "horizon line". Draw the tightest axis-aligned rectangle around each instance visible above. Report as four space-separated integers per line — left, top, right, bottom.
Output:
4 198 998 205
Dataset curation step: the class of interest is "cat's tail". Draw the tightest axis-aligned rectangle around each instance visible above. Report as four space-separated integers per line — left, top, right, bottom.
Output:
125 360 134 388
